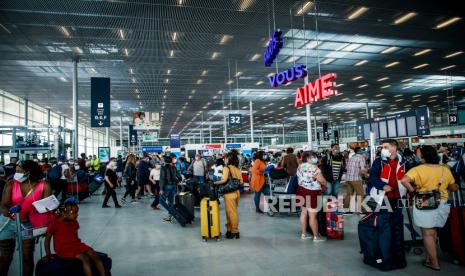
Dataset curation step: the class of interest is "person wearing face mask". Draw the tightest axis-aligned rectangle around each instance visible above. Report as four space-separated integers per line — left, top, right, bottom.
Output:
160 155 181 222
0 160 52 276
102 161 122 208
188 154 208 196
296 152 327 242
321 144 346 197
250 151 269 214
122 155 137 204
136 155 152 199
149 163 162 210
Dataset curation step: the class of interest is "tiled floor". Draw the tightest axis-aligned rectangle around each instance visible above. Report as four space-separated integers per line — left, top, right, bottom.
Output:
7 188 465 275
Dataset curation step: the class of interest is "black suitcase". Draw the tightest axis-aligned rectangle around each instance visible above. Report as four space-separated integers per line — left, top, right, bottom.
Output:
159 198 194 227
176 192 195 218
36 252 112 276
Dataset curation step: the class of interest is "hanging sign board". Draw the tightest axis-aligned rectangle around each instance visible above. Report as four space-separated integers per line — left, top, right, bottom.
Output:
264 30 283 67
129 125 138 146
449 113 457 125
268 64 307 88
90 78 111 127
228 114 242 126
170 134 181 149
294 73 338 107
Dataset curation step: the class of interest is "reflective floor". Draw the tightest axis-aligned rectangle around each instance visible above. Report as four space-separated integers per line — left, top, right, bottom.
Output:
8 187 465 276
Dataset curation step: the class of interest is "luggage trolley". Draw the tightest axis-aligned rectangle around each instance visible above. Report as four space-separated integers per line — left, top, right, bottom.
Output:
265 168 299 217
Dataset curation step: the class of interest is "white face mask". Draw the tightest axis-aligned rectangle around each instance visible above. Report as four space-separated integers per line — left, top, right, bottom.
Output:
381 149 391 159
74 165 80 170
14 173 28 183
195 157 200 161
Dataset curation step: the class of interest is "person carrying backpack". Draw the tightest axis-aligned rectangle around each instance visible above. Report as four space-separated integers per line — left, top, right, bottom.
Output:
50 156 71 204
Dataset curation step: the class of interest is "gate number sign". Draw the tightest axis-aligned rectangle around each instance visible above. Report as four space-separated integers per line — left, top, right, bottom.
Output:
229 114 242 126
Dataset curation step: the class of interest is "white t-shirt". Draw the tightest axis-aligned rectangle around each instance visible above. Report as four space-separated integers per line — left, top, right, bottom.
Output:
212 165 224 178
193 160 206 176
60 163 69 180
150 168 160 181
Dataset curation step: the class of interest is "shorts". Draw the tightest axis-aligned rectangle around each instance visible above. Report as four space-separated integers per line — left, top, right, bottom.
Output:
137 176 149 187
413 200 450 228
296 186 322 210
0 217 32 240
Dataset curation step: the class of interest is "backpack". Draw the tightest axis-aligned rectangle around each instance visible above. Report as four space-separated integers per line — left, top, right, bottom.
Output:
48 164 63 181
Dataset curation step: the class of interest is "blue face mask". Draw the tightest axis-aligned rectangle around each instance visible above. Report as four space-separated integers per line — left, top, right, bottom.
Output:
414 155 421 163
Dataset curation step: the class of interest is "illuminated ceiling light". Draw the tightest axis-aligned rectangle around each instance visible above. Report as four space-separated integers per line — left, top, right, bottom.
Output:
352 75 363 80
413 63 429 69
172 32 177 41
219 35 233 45
227 80 234 85
167 69 171 75
137 95 140 99
440 65 456 71
401 78 412 82
381 85 391 89
321 58 335 64
89 67 97 74
118 29 125 39
218 90 223 94
347 7 369 20
435 17 461 29
413 48 432 56
74 47 83 54
132 77 136 83
342 43 362 52
336 83 344 87
201 70 208 76
211 52 219 59
355 93 364 96
358 84 368 88
354 60 368 66
58 76 67 82
445 51 464 58
129 68 134 74
402 86 413 90
0 23 11 34
385 61 400 68
256 81 264 85
297 1 314 15
124 48 129 56
250 53 261 61
381 46 399 54
196 79 203 84
267 72 274 77
192 89 196 94
393 12 417 24
235 71 243 77
239 0 255 11
59 26 70 37
286 56 299 63
170 50 174 57
377 77 389 81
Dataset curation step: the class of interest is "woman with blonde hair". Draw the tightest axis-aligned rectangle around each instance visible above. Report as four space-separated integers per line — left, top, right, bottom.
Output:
103 161 122 208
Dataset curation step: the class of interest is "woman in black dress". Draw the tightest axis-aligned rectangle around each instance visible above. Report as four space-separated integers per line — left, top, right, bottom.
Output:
103 161 122 208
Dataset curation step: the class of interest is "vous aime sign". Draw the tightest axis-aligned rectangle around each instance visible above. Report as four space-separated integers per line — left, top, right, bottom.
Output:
294 73 338 107
268 64 307 88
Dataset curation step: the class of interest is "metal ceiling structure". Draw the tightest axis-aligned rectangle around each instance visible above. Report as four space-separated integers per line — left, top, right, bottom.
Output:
0 0 464 139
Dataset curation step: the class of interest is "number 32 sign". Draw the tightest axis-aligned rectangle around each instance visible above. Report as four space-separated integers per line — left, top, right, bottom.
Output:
229 114 242 126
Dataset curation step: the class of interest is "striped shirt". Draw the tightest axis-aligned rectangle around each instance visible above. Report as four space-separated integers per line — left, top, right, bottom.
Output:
346 154 366 181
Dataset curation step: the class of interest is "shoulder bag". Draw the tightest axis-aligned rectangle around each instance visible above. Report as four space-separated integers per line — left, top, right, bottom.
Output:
217 166 241 194
414 167 443 210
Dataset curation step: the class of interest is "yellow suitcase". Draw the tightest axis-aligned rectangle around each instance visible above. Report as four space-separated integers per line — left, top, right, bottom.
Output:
201 198 221 241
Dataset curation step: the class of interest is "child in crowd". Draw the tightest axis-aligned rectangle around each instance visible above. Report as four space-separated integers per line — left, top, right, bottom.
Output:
43 201 105 276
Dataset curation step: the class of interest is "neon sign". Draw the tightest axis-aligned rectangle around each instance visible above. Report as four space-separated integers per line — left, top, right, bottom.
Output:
294 73 338 107
268 64 307 88
264 31 283 67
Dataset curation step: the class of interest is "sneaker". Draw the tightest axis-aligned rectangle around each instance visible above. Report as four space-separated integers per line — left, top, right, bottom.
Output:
151 205 161 210
163 216 172 222
131 200 138 204
301 233 314 240
313 236 326 242
102 205 111 208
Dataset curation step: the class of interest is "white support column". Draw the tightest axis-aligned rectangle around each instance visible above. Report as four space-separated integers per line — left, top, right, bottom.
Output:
366 102 370 119
72 59 79 159
119 115 123 151
305 76 313 149
282 121 285 146
209 125 212 144
91 129 95 155
105 127 110 147
24 98 29 126
249 100 254 143
47 109 51 146
224 115 228 144
84 126 87 156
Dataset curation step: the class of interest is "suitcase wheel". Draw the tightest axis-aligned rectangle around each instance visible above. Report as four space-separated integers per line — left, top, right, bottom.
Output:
413 247 423 255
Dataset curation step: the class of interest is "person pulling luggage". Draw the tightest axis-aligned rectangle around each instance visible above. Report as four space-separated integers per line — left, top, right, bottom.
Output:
160 155 181 222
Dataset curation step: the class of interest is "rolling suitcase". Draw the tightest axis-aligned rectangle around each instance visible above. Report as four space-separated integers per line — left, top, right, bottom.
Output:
36 252 112 276
201 198 221 241
440 191 465 264
176 191 195 218
159 198 194 227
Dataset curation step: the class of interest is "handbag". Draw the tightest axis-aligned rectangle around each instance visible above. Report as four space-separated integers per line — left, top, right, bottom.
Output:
217 166 241 194
414 167 443 210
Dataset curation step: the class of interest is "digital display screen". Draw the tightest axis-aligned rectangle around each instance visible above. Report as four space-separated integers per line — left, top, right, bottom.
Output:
363 123 371 140
388 120 397 138
371 122 379 139
396 117 407 137
407 116 418 136
379 121 387 138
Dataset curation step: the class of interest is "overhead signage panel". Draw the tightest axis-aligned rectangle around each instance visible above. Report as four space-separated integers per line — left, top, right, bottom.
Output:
295 73 338 107
268 64 307 88
90 77 111 127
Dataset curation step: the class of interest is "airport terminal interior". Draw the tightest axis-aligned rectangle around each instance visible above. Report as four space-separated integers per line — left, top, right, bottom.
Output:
0 0 465 275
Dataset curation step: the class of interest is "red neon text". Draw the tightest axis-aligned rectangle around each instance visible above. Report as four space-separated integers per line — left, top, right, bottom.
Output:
294 73 338 107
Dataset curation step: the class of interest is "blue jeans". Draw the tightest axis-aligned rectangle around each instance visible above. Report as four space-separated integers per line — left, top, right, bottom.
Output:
325 180 341 197
193 175 205 184
254 184 271 209
161 184 176 206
